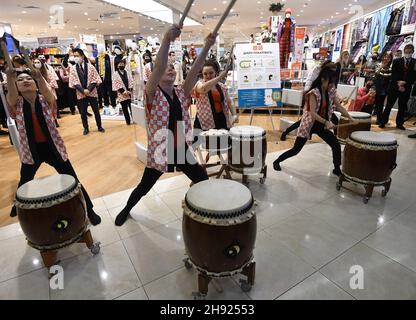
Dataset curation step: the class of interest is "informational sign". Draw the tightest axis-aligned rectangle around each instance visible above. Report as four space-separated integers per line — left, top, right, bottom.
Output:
292 27 306 77
80 34 97 44
37 36 59 46
401 0 416 35
235 43 282 108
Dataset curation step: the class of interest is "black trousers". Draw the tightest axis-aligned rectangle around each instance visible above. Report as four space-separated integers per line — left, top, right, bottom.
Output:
17 143 93 211
380 90 411 127
123 164 208 213
373 94 386 122
277 122 341 169
283 113 339 136
99 81 116 107
77 96 102 130
120 99 132 125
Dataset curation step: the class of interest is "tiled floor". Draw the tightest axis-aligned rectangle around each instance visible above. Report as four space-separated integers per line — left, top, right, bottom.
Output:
1 128 415 300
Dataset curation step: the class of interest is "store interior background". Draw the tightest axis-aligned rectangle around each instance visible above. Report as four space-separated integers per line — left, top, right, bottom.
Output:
1 0 415 227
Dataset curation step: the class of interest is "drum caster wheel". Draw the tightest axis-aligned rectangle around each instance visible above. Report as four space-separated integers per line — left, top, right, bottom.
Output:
239 279 252 292
90 242 101 255
363 197 369 204
336 182 341 191
183 258 193 270
192 292 206 300
259 177 266 185
382 190 387 198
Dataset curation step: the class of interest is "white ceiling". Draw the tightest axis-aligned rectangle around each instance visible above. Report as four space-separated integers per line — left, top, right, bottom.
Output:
0 0 401 44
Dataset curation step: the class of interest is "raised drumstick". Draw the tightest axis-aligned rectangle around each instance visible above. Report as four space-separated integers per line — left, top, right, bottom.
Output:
178 0 195 26
212 0 237 35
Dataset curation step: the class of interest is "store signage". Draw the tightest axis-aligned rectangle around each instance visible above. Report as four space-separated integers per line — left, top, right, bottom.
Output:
80 34 98 44
293 27 306 73
235 43 282 108
202 13 239 21
37 36 59 45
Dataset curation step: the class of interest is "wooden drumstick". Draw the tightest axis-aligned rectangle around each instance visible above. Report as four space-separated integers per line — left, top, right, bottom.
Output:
178 0 195 26
212 0 237 35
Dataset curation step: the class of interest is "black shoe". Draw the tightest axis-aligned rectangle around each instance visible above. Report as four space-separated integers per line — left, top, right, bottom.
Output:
409 134 416 139
87 112 93 117
378 123 385 128
115 208 130 226
280 133 287 141
333 168 342 176
87 210 101 226
273 161 282 171
0 130 8 136
98 127 105 133
396 125 406 131
10 205 17 217
83 128 90 135
71 111 76 115
57 114 62 119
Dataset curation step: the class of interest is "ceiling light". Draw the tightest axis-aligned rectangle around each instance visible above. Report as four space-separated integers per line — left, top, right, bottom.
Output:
22 10 27 14
84 12 88 15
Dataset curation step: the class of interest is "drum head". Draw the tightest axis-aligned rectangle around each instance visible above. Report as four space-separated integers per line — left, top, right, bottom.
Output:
16 174 77 202
349 111 371 119
200 129 229 137
185 180 253 216
230 125 265 138
350 131 397 146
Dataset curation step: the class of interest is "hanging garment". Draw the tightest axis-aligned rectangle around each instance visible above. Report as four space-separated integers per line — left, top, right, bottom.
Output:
386 8 405 35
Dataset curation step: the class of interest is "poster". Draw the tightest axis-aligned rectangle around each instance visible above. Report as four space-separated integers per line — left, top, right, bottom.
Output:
293 27 306 66
332 27 344 62
38 37 59 46
235 43 282 108
341 23 352 53
402 0 416 34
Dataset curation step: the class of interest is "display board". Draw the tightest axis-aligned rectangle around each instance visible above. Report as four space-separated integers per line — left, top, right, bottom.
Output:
235 42 282 108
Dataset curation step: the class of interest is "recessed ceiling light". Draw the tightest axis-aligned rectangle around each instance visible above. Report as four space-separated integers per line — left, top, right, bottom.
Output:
22 10 27 14
84 12 88 15
213 8 217 11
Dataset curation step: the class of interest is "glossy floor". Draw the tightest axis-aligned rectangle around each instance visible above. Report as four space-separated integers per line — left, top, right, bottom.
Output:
0 128 415 300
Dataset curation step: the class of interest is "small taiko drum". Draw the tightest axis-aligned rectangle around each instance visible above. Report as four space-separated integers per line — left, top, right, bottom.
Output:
337 111 371 142
228 125 267 175
343 131 398 185
182 180 256 277
15 174 88 251
199 129 230 152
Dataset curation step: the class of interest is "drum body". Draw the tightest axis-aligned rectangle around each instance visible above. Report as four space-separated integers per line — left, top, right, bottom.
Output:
199 129 230 152
182 180 256 277
15 174 88 250
338 111 371 142
343 132 398 185
228 126 267 175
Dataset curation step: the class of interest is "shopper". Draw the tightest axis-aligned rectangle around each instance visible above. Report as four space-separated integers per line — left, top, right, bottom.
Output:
379 44 416 130
59 52 78 115
373 52 393 124
168 51 184 87
0 56 8 135
393 50 402 60
192 60 237 132
114 24 216 226
143 51 154 84
1 46 101 225
273 63 354 176
349 80 376 113
112 59 133 125
335 51 354 85
69 48 105 135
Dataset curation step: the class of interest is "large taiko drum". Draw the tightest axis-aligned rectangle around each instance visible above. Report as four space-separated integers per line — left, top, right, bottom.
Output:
15 174 88 251
343 131 398 185
337 111 371 142
228 125 267 175
182 180 256 277
199 129 230 152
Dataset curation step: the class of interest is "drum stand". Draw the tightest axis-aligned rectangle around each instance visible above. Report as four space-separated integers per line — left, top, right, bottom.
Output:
184 257 256 299
39 229 101 269
197 148 232 179
336 173 392 204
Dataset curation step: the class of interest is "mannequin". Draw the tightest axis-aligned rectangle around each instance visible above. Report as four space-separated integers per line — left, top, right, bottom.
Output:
95 47 117 110
277 8 296 69
126 42 144 101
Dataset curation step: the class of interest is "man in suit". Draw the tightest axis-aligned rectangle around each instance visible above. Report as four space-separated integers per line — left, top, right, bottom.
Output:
379 44 416 130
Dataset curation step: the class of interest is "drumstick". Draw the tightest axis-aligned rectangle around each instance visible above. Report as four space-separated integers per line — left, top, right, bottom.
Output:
212 0 237 35
19 46 35 71
178 0 195 26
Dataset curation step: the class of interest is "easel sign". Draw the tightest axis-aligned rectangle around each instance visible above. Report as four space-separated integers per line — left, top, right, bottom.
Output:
234 42 282 108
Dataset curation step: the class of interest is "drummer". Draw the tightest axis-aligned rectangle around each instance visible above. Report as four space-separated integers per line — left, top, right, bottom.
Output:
192 60 238 132
2 45 101 226
114 25 216 226
273 63 355 176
